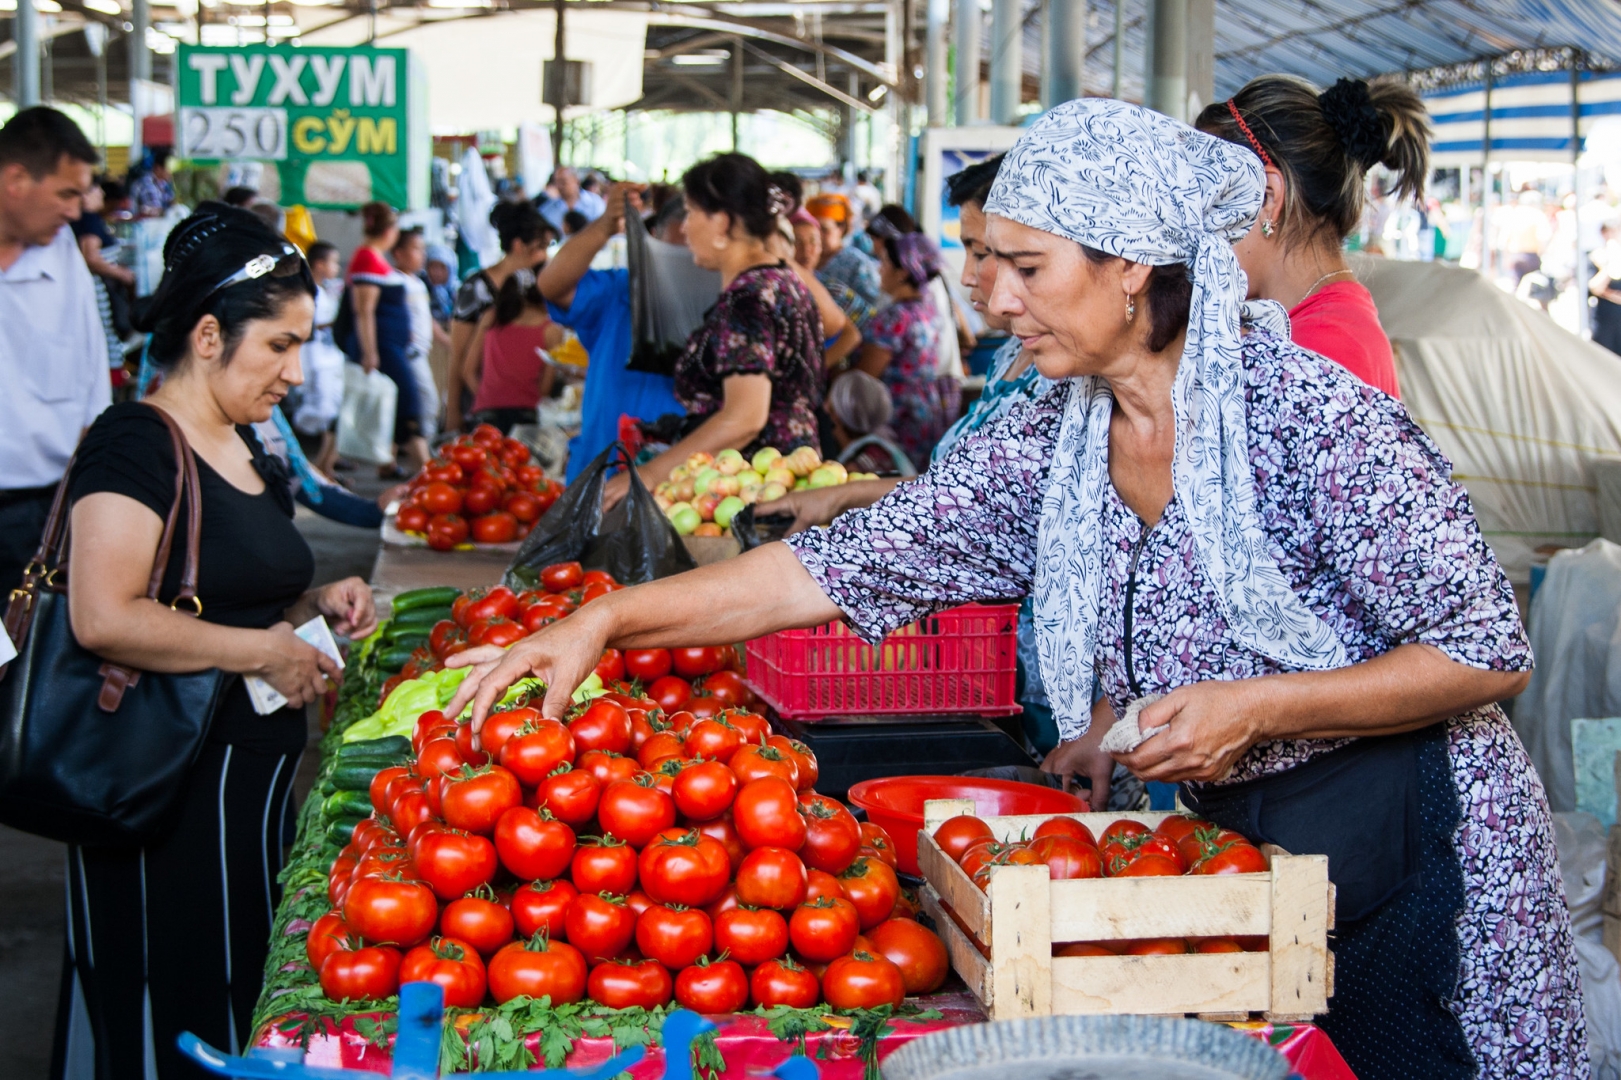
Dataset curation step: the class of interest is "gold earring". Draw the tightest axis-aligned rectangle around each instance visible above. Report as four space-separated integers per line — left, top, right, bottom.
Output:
1126 293 1136 323
1260 220 1276 239
712 236 728 250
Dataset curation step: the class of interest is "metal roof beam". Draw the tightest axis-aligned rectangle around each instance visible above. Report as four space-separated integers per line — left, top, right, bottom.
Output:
740 38 879 110
647 10 896 84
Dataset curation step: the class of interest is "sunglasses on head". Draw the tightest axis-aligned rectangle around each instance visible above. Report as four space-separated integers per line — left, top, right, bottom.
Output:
200 243 312 306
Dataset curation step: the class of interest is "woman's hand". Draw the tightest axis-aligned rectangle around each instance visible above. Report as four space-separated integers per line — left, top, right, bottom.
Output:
1040 697 1116 805
315 578 377 639
444 604 612 728
258 622 344 708
756 478 900 535
1114 679 1267 784
601 469 637 511
362 350 380 374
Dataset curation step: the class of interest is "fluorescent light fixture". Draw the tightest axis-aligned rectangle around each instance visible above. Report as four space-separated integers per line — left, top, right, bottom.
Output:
84 0 124 14
426 0 493 8
670 50 729 66
867 84 887 102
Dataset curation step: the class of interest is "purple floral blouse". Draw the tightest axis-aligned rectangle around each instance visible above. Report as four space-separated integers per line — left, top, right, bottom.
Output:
863 295 953 469
674 263 825 456
786 334 1587 1075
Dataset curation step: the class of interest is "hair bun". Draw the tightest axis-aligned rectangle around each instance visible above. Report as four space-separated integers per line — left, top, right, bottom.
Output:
1318 77 1388 170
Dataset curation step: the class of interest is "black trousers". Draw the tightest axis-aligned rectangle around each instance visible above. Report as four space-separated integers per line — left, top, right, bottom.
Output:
1 485 57 597
50 741 301 1080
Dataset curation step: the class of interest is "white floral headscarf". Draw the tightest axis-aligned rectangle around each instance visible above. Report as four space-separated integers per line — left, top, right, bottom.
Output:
984 98 1349 741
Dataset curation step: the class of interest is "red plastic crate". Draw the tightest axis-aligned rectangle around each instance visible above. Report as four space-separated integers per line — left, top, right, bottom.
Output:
744 603 1022 720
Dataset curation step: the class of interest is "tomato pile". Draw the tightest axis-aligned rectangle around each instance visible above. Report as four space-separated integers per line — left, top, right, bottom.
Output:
311 694 949 1013
392 424 566 549
376 566 756 713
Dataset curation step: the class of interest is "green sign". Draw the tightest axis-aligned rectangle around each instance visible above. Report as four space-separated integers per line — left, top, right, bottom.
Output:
176 44 427 210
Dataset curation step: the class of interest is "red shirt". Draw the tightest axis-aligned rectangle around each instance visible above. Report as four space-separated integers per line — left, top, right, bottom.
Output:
1287 280 1399 398
473 322 553 411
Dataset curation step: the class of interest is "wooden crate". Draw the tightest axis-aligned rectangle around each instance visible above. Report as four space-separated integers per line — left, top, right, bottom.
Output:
917 798 1335 1022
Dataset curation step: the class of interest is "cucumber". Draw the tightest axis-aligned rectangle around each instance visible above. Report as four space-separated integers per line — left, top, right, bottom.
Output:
377 643 426 671
323 789 375 821
326 817 365 846
330 761 389 792
387 607 452 634
338 736 412 759
391 586 462 613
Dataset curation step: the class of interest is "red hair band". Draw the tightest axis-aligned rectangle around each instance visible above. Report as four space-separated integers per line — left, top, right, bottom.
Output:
1227 99 1274 170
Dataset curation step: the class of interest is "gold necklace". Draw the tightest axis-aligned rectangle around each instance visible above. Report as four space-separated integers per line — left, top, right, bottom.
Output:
1300 267 1354 303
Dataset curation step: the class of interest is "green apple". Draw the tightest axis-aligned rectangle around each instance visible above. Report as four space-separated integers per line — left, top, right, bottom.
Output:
715 448 747 476
693 468 722 496
714 495 746 529
764 466 795 488
807 466 841 489
758 481 788 502
667 502 701 535
751 447 783 474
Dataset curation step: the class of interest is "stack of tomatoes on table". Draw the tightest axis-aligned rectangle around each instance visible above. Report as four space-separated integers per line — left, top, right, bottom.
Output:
392 424 566 549
312 692 950 1014
932 811 1271 957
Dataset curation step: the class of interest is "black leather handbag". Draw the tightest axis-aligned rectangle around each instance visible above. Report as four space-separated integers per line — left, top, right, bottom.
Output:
0 405 227 847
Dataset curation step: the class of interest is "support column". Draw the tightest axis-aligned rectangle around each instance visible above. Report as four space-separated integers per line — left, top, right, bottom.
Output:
847 71 861 175
1573 54 1589 335
730 35 743 151
14 0 39 107
1111 0 1124 98
130 0 151 162
989 0 1021 125
954 0 980 124
1146 0 1185 121
926 0 949 125
551 0 567 164
1045 0 1085 107
1184 0 1213 116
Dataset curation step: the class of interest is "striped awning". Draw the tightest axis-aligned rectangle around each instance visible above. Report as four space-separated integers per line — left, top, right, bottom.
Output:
1425 69 1621 166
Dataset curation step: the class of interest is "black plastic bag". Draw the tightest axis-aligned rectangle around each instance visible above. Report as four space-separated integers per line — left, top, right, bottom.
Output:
505 442 696 587
625 195 721 376
728 502 797 552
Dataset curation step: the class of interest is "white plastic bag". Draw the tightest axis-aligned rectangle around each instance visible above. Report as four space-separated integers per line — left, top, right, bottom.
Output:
335 365 397 466
1555 811 1621 1079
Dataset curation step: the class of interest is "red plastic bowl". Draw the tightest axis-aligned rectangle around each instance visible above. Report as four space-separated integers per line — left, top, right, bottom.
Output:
847 776 1089 875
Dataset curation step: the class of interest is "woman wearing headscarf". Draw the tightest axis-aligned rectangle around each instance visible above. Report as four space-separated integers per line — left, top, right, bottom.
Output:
444 101 1583 1079
1195 76 1431 398
856 225 953 465
806 192 883 316
824 369 912 477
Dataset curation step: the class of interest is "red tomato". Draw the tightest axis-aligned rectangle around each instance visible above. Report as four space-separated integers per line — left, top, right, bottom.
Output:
692 814 747 874
320 944 402 1002
494 807 577 881
1100 819 1152 858
350 817 397 854
788 896 860 962
426 513 471 551
424 460 464 485
400 936 487 1008
594 649 627 684
343 876 438 947
1034 816 1099 847
701 670 750 708
837 856 901 931
724 710 768 746
516 464 545 487
751 957 821 1009
639 731 687 770
463 484 502 518
772 736 819 792
686 695 723 721
800 796 862 875
450 442 491 469
419 482 464 516
1192 841 1269 876
1123 937 1189 955
369 766 411 816
499 719 577 787
671 646 726 679
511 879 578 940
598 777 677 848
440 765 523 834
440 894 515 957
684 719 741 761
488 935 587 1005
822 951 905 1009
1029 835 1105 879
471 511 518 544
534 765 602 827
307 911 351 971
1110 853 1185 877
477 708 534 759
1194 937 1246 953
805 868 842 904
858 822 899 870
674 958 748 1014
638 828 732 907
452 719 491 767
578 750 641 788
395 504 430 533
867 918 948 994
389 789 436 836
728 744 798 788
566 893 638 963
714 906 789 966
625 649 673 681
733 777 807 851
588 958 673 1009
540 562 585 592
415 737 465 782
736 846 808 910
570 838 639 896
505 491 542 523
500 437 530 465
469 616 525 649
464 586 520 624
636 905 714 970
933 815 996 861
648 676 693 714
568 699 633 755
1055 942 1118 956
415 829 499 900
671 759 738 822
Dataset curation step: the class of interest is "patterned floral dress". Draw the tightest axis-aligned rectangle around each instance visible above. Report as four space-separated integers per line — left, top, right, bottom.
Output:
816 245 883 316
674 263 824 456
785 335 1587 1078
862 294 954 469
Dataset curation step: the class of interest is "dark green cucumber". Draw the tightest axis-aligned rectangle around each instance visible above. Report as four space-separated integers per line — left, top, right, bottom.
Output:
377 642 427 670
338 736 412 759
325 818 365 846
390 586 462 613
323 789 375 821
387 607 452 634
329 761 389 792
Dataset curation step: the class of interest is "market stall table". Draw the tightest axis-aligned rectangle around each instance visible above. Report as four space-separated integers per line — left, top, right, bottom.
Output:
253 993 1355 1078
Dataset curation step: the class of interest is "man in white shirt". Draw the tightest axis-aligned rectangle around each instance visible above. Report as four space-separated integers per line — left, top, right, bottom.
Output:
537 167 606 235
0 107 108 596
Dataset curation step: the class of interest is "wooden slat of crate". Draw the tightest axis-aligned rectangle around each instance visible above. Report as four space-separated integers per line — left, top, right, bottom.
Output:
920 885 990 1006
1049 875 1272 942
1049 954 1272 1016
1268 852 1331 1020
916 831 992 942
